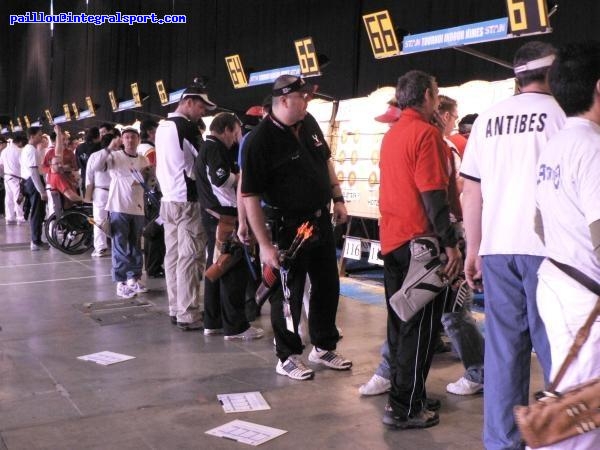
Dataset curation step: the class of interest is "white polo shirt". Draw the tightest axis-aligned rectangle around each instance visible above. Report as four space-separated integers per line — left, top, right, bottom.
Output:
20 144 44 179
460 92 565 255
0 143 22 177
536 117 600 281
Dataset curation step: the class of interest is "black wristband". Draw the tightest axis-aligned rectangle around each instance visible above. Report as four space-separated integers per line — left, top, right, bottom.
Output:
333 196 345 204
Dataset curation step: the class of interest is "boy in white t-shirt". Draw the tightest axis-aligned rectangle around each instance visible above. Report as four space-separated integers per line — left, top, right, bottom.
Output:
89 127 150 298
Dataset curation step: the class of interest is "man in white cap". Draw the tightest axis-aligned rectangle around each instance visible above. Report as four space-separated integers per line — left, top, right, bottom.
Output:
155 83 216 331
460 41 566 449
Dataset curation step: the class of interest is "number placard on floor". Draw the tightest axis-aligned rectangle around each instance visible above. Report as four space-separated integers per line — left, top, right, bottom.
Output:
367 242 384 266
343 237 362 261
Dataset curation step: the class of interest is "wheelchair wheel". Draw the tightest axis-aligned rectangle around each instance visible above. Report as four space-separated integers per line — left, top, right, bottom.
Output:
49 210 94 255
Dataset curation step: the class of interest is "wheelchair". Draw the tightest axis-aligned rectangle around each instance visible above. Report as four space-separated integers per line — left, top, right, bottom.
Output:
44 191 95 255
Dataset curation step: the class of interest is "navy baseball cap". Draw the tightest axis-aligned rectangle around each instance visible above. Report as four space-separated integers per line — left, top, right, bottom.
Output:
272 75 314 97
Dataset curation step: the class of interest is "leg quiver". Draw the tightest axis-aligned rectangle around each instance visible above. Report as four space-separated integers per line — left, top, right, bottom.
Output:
389 236 449 321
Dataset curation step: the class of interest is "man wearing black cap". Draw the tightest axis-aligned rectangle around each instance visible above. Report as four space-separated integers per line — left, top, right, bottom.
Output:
242 74 351 380
155 84 216 331
460 41 565 449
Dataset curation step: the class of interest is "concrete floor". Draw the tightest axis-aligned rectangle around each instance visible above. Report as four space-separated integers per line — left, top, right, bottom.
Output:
0 221 545 450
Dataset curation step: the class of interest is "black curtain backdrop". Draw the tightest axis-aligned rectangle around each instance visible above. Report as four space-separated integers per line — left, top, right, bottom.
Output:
1 0 598 131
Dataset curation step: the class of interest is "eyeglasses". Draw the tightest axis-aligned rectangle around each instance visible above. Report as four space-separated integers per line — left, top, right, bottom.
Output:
285 92 310 101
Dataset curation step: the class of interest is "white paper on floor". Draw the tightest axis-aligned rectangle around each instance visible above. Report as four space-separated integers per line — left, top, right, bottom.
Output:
217 391 271 413
206 420 286 446
77 351 136 366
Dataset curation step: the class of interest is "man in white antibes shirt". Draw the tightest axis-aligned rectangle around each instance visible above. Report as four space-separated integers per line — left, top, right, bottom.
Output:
535 41 600 450
460 41 566 450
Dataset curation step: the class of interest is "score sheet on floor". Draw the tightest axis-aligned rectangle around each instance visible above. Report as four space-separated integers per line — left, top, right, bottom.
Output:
206 420 286 446
77 351 135 366
217 391 271 413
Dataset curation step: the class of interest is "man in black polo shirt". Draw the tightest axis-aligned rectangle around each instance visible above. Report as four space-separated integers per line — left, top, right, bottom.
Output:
195 112 264 341
242 74 351 380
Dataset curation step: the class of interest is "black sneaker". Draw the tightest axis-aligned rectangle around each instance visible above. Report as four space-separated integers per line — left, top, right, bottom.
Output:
426 398 441 411
176 319 203 331
382 405 440 429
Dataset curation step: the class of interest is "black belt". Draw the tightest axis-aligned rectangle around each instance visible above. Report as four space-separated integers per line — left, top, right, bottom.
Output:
96 187 109 191
263 204 326 223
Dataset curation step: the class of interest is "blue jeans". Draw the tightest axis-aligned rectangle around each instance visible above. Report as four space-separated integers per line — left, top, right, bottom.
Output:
375 340 391 379
110 212 145 283
482 255 551 450
441 309 484 384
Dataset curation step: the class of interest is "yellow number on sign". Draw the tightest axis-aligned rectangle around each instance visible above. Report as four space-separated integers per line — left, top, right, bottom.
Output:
131 82 141 106
85 96 95 116
362 10 400 59
294 37 320 76
156 80 168 105
108 91 118 111
507 0 528 32
536 0 548 27
225 55 248 89
71 103 79 119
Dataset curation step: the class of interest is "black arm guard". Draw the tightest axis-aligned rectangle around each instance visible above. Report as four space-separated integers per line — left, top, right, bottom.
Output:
420 189 458 248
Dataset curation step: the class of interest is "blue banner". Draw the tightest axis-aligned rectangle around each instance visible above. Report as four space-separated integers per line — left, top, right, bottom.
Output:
166 88 185 105
114 99 137 112
53 114 69 124
402 18 509 54
248 65 301 87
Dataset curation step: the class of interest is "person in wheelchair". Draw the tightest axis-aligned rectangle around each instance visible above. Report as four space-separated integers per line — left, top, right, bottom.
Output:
43 125 84 211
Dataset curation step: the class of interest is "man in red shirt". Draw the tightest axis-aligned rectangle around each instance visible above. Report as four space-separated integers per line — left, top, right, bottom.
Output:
43 125 82 210
379 70 462 429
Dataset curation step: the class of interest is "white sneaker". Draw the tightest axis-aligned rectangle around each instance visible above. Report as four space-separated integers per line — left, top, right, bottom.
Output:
116 282 137 299
30 242 48 251
224 326 264 340
91 248 109 257
276 356 315 380
359 373 391 396
308 346 352 370
446 376 483 395
127 279 148 293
